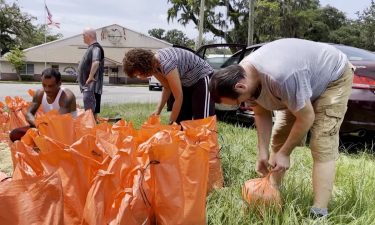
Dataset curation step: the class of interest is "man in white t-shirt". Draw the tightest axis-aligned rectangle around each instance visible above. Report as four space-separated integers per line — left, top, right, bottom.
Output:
209 38 354 217
9 68 77 141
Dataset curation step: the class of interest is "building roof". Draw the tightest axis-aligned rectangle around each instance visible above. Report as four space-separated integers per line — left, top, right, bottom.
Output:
1 24 172 64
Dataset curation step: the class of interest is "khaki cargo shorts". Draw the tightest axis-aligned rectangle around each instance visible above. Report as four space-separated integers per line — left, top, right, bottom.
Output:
271 62 354 162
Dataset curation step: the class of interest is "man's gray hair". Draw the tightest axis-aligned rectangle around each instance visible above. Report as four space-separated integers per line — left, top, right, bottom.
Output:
83 27 97 40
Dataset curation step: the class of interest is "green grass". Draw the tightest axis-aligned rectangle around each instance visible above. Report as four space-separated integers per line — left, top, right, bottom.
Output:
2 103 375 224
100 104 375 225
0 143 13 177
208 122 375 225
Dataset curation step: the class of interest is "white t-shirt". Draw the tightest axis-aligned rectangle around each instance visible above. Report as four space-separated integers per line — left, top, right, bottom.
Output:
241 38 348 112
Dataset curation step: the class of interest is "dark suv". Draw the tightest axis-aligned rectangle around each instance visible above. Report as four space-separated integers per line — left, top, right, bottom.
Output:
197 43 375 138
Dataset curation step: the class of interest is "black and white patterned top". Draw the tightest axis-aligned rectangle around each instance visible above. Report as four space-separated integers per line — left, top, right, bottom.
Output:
157 47 214 87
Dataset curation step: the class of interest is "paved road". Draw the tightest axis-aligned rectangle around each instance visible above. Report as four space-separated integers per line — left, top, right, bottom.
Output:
0 83 161 106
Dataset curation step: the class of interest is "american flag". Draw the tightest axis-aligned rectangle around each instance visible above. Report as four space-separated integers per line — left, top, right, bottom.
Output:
45 4 60 28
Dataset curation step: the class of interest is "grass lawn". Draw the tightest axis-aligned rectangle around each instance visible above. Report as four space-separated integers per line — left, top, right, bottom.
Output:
2 103 375 224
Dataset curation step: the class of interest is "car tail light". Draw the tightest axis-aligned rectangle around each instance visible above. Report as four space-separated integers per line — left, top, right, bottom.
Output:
352 74 375 90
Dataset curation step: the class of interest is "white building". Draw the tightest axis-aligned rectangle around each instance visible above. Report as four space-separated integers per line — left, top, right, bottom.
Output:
0 24 172 84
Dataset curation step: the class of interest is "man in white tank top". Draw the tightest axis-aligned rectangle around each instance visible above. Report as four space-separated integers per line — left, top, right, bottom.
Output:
10 68 77 141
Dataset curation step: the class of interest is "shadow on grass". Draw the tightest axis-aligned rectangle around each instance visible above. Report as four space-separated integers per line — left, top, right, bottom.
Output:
339 134 375 153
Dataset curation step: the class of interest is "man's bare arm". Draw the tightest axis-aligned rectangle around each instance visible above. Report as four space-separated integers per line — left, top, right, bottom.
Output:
253 104 273 157
86 61 100 84
279 100 315 156
59 89 77 114
252 104 273 175
26 90 43 127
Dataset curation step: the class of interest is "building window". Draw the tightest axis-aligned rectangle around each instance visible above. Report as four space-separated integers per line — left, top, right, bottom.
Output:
51 65 59 71
20 64 34 75
110 67 118 76
104 66 109 76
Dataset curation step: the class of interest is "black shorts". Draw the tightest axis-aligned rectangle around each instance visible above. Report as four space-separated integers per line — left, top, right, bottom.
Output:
176 76 215 123
94 93 101 114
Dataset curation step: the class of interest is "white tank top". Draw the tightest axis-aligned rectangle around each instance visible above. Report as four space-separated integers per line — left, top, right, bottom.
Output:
41 88 63 112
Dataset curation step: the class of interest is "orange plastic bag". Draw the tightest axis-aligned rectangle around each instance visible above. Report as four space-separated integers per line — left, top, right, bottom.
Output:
137 128 209 225
0 171 11 182
83 127 157 225
0 101 9 125
12 133 110 225
82 134 153 225
11 140 45 179
138 115 180 143
35 109 99 146
73 109 97 139
0 101 10 142
5 96 29 130
0 172 64 225
175 127 210 225
35 110 75 145
181 116 224 193
242 173 282 208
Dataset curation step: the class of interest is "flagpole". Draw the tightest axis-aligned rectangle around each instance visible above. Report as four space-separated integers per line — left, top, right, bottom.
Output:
44 0 47 68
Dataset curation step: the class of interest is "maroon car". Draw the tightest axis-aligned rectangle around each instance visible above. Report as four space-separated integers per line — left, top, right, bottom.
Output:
333 44 375 138
199 43 375 138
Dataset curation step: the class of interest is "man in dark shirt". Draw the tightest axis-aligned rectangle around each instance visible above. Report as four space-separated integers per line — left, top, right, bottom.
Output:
78 27 104 120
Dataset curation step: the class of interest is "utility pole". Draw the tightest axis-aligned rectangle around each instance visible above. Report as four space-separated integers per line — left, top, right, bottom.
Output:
195 0 205 50
247 0 255 46
44 0 47 68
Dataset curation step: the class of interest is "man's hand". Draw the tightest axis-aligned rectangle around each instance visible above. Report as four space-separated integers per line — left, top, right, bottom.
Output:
151 109 160 116
85 76 96 85
256 153 270 177
270 151 290 172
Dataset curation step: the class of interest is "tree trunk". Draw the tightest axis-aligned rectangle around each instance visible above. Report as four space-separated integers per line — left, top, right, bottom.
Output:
16 72 22 81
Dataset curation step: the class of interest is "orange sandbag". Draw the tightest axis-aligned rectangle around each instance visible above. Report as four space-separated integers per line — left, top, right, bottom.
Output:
0 171 10 182
138 115 180 143
138 128 209 225
111 119 138 147
0 101 10 142
11 140 45 179
73 109 97 139
181 116 224 193
242 173 282 208
0 101 9 124
5 96 29 130
149 142 185 224
35 110 75 145
0 172 64 225
175 127 210 225
12 133 110 225
82 146 154 225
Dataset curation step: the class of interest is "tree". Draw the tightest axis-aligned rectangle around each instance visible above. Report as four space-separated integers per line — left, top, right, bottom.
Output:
21 25 63 49
166 0 349 45
329 23 362 48
148 28 165 39
148 28 195 48
0 0 34 54
5 48 25 81
167 0 251 44
356 0 375 50
0 0 62 55
165 29 195 48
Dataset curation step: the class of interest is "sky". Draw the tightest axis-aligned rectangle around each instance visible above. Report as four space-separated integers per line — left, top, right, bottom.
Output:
9 0 373 41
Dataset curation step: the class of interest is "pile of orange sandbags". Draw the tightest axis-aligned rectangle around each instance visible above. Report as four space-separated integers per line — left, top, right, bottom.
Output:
1 111 221 225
